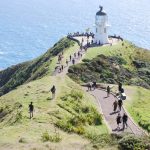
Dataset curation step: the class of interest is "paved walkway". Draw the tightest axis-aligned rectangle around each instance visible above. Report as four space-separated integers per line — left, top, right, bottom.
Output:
53 36 146 136
85 88 145 135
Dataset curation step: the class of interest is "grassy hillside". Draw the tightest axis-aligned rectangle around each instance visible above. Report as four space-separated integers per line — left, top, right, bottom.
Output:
0 37 150 149
0 38 75 96
124 86 150 133
0 75 110 150
68 41 150 88
0 38 111 150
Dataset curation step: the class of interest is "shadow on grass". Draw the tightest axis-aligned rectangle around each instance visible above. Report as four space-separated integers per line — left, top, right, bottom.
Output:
47 97 53 101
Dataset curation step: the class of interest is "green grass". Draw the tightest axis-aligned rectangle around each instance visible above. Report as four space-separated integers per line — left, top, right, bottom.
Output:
124 86 150 133
0 37 150 150
83 41 150 71
0 74 108 149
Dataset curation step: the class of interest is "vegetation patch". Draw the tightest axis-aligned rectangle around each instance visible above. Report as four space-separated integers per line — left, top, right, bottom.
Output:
55 90 102 136
68 54 150 88
41 131 62 143
118 135 150 150
125 86 150 133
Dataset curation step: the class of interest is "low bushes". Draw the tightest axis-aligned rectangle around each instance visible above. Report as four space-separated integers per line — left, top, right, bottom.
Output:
41 131 62 143
118 135 150 150
55 90 102 135
68 55 150 89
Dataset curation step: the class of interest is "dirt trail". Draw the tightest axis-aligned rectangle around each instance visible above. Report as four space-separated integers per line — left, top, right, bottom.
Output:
53 36 146 136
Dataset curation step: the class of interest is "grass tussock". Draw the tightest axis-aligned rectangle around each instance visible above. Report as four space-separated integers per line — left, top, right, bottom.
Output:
41 131 62 143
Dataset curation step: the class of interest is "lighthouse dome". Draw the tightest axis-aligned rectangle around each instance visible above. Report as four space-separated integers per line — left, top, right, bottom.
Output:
96 6 107 16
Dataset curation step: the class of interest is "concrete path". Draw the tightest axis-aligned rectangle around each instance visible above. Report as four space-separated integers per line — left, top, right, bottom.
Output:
53 36 146 136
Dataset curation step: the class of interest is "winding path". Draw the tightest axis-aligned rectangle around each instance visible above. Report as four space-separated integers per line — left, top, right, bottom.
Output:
53 36 146 136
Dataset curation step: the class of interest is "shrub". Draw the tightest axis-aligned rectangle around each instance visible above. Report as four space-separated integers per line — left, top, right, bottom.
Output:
18 137 27 143
41 131 62 143
118 135 150 150
70 90 83 100
56 90 102 136
73 125 85 135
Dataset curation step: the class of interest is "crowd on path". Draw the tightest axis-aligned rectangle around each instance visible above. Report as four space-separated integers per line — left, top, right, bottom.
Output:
67 32 94 39
54 37 91 75
87 81 128 131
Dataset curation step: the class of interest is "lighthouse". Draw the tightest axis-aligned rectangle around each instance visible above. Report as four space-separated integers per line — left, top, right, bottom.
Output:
94 6 110 44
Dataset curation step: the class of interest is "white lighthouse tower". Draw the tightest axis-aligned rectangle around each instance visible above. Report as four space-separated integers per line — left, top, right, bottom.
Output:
94 6 110 44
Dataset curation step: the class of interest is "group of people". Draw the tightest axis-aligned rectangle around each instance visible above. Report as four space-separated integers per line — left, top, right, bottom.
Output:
55 40 88 73
116 113 128 130
112 83 128 130
87 81 97 91
67 32 94 38
87 81 128 131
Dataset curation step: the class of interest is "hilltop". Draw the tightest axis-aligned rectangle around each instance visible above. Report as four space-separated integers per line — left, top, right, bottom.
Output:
0 38 75 96
0 37 150 150
68 41 150 88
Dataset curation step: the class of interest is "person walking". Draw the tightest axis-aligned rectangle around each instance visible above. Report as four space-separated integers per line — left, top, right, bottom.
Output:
107 86 110 97
92 81 97 90
72 58 75 65
118 82 122 92
113 100 118 112
29 102 34 119
118 99 123 111
66 59 69 66
87 82 92 91
116 113 122 129
70 55 72 61
61 65 64 72
59 66 62 73
78 51 80 58
122 113 128 129
51 85 56 99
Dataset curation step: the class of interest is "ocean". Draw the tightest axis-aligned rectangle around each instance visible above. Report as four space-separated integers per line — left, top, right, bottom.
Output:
0 0 150 69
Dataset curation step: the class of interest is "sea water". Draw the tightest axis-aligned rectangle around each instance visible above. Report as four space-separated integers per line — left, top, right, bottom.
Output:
0 0 150 69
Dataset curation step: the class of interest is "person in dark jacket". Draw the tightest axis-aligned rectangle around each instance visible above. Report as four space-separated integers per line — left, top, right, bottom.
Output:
118 82 122 92
66 59 69 66
29 102 34 119
118 99 123 111
122 113 128 129
70 55 72 61
113 100 118 112
107 86 110 97
72 58 75 65
116 113 122 129
92 81 97 90
51 85 56 99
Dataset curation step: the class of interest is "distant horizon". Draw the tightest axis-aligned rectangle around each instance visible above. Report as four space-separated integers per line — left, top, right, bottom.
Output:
0 0 150 69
